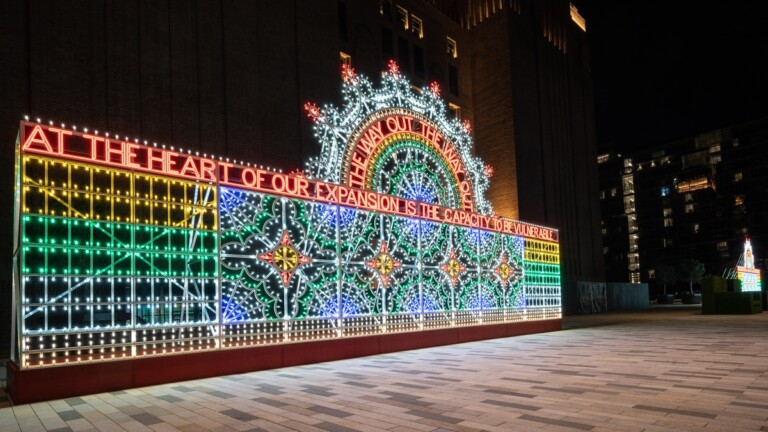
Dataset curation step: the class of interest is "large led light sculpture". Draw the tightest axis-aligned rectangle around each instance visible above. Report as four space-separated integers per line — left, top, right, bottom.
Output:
10 64 560 393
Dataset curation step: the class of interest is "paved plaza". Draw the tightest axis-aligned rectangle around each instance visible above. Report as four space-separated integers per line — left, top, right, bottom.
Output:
1 307 767 431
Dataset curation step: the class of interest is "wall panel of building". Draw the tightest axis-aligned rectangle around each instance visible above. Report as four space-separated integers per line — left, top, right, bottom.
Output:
470 11 518 220
138 0 173 143
472 0 605 313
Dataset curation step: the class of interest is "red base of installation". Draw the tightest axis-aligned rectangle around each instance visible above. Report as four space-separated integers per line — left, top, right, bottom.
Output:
7 319 560 404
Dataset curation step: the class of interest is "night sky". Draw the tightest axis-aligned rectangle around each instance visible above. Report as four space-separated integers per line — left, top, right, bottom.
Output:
581 2 768 153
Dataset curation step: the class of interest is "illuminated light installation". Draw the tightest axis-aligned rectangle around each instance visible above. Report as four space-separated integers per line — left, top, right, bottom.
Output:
11 63 560 371
737 239 762 292
306 62 491 215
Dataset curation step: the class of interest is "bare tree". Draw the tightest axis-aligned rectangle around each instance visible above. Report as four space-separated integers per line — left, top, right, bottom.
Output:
656 264 677 296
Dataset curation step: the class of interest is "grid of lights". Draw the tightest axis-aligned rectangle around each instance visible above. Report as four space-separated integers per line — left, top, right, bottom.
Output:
16 155 219 366
12 66 561 368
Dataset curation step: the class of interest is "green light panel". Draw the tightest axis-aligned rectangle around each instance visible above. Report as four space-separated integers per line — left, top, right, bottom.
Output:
18 155 218 366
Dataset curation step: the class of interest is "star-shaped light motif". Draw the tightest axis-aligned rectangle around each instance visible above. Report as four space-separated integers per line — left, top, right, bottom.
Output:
440 250 466 288
303 102 323 123
429 81 441 95
366 243 402 287
387 59 400 75
341 63 358 83
258 231 312 287
484 163 494 178
494 255 517 288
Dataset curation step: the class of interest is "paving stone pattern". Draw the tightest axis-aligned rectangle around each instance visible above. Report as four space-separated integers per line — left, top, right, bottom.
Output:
1 308 767 431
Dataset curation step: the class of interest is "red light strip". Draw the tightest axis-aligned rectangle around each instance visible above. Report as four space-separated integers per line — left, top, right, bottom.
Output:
345 114 475 212
19 121 558 241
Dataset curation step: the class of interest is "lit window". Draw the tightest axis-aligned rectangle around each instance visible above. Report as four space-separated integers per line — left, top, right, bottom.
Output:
684 193 693 203
623 196 635 213
397 6 409 30
677 177 710 193
628 253 640 270
734 171 743 182
709 145 721 153
447 103 461 120
601 228 607 236
597 154 609 164
599 190 606 199
735 194 745 206
710 154 721 164
622 175 634 194
411 15 423 38
693 223 700 234
623 158 633 168
648 269 656 279
660 186 670 197
664 218 673 227
717 241 728 252
447 37 458 58
627 215 638 233
570 4 587 32
610 188 617 197
340 51 352 66
685 203 694 213
663 208 673 217
663 238 672 248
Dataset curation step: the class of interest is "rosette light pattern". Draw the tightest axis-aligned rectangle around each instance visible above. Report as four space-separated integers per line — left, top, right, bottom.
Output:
219 189 337 322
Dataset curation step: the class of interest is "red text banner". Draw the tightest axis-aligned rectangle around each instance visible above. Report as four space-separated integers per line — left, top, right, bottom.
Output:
345 114 474 212
20 122 558 241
